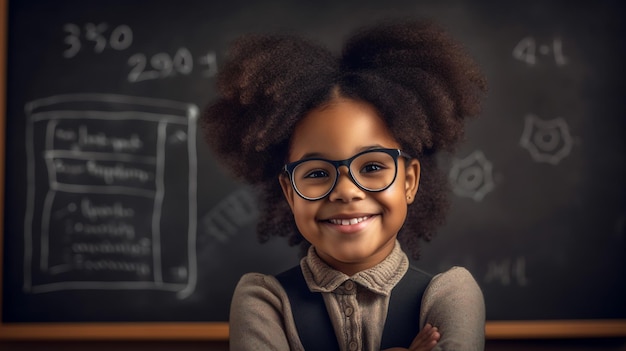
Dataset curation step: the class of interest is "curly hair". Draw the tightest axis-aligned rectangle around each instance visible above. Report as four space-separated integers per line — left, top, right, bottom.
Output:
201 20 487 259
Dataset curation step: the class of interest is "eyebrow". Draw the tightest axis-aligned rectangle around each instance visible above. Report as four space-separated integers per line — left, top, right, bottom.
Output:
296 145 389 161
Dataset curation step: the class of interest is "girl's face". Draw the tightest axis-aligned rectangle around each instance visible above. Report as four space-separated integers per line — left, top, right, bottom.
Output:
279 98 420 275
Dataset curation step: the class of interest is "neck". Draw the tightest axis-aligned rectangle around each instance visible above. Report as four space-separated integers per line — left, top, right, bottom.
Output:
316 239 396 276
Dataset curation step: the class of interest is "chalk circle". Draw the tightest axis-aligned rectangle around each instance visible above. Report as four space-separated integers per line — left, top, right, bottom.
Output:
533 128 560 152
458 165 483 190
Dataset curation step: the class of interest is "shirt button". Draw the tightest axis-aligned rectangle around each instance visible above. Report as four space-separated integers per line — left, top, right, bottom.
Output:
349 340 358 351
345 306 354 317
344 280 355 291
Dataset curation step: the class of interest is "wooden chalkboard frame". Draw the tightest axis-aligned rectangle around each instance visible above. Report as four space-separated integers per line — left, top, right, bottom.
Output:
0 320 626 340
1 0 625 341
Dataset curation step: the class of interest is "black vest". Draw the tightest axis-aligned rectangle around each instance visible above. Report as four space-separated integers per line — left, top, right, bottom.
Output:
276 265 432 350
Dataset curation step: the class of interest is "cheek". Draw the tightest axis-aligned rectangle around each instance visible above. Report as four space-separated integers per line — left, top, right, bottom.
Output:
378 182 409 216
290 201 323 241
291 199 319 224
387 173 408 197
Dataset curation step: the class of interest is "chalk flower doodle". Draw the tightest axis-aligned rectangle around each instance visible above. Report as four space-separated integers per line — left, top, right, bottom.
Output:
449 150 495 202
519 114 573 165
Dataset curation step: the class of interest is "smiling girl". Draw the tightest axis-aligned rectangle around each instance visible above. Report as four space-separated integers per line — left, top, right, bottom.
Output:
203 20 487 351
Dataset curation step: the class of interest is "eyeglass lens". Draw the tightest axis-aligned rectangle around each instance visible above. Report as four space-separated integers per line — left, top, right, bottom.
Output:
292 151 397 199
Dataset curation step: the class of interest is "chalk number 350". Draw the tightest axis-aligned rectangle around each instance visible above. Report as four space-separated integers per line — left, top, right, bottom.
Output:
63 23 133 59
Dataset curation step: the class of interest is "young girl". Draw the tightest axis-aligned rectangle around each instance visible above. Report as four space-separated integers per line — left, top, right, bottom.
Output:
202 20 487 351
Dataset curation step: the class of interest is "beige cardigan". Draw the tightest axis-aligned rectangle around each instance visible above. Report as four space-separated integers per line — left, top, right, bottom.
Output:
229 242 485 351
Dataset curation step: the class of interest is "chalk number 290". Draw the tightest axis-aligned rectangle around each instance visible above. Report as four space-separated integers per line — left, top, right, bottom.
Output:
127 48 194 83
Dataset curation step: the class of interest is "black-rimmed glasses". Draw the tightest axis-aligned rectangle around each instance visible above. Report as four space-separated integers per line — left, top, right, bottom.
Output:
283 148 412 201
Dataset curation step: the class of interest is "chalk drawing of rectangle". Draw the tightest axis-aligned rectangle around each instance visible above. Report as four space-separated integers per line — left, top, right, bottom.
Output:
23 94 198 299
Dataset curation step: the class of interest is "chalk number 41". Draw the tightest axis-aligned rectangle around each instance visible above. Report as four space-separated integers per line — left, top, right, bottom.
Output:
512 37 568 66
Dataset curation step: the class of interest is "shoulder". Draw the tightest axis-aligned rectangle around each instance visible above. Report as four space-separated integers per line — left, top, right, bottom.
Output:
430 266 480 290
422 266 484 312
231 272 287 311
229 272 300 351
420 266 485 350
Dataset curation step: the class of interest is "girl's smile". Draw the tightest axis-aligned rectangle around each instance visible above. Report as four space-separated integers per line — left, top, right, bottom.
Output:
279 96 420 275
320 213 378 234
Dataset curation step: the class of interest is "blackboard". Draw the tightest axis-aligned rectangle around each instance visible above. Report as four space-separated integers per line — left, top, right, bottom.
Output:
2 0 625 338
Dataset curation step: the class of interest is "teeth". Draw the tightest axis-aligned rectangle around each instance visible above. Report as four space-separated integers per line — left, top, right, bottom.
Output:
328 216 369 226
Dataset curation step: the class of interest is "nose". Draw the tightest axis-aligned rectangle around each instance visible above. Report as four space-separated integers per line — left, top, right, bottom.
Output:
327 166 365 202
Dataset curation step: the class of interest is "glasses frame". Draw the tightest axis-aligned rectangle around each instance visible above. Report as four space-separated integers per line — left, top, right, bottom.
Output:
283 148 412 201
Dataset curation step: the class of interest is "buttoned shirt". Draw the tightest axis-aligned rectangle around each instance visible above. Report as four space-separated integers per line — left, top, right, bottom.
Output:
229 242 485 350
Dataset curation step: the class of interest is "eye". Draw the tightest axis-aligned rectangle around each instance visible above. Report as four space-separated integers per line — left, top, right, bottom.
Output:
361 163 386 173
304 169 330 179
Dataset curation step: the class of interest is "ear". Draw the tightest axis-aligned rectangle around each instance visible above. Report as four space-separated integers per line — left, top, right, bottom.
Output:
404 158 420 205
279 173 296 211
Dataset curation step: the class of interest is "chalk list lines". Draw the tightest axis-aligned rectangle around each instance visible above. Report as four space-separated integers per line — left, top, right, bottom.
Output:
23 94 198 299
180 101 198 300
152 121 168 285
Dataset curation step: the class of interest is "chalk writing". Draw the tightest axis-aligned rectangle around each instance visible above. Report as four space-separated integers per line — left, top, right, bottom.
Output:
63 23 133 58
77 125 143 152
63 22 218 80
512 37 568 66
85 161 152 184
128 48 193 82
127 48 218 82
484 256 530 287
80 198 135 221
24 94 198 299
72 239 151 257
198 51 219 77
78 258 151 276
71 220 136 239
519 114 573 165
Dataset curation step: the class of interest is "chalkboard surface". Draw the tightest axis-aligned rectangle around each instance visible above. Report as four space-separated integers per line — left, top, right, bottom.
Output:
2 0 625 324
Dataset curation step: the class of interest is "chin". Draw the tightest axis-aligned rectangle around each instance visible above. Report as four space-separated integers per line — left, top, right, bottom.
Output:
333 247 376 263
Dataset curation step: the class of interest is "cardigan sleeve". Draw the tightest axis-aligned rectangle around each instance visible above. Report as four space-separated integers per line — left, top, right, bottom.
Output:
419 266 486 351
229 273 304 351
